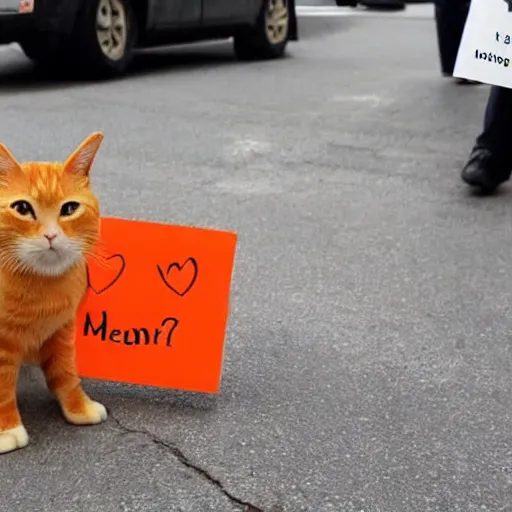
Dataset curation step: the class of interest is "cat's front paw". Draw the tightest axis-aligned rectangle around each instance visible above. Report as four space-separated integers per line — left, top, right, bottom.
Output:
63 400 108 426
0 425 29 454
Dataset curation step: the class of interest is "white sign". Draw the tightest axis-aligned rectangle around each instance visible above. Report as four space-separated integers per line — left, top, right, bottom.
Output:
454 0 512 88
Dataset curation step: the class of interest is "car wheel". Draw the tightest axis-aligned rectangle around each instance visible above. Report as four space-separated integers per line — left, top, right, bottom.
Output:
71 0 136 78
234 0 290 61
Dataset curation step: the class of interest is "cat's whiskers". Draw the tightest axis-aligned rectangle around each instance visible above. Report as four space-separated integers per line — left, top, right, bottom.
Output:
85 241 111 270
0 253 26 276
89 237 108 253
86 252 110 270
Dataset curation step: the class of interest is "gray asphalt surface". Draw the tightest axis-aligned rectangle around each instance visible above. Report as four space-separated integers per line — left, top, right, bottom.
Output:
0 8 511 512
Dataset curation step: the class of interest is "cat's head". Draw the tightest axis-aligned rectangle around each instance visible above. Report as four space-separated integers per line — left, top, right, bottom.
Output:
0 132 104 277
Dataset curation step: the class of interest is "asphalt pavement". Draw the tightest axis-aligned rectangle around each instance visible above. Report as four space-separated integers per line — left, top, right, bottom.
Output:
1 6 511 512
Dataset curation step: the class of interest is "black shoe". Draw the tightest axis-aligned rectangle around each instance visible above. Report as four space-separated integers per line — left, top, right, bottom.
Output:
460 149 510 194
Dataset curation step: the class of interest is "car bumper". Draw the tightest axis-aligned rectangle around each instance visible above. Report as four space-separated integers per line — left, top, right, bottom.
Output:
0 0 32 42
0 0 79 44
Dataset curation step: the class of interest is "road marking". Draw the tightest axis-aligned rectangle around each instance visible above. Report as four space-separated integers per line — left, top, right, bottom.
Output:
296 4 434 19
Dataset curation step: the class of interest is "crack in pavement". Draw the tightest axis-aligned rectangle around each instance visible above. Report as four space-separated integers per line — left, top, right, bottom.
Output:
109 413 264 512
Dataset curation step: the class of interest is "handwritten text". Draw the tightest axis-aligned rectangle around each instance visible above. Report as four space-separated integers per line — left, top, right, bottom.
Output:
83 311 179 347
496 32 512 44
474 49 510 67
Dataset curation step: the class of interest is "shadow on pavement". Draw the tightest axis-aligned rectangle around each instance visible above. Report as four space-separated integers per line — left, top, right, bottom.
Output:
0 42 245 93
296 15 356 39
15 365 219 435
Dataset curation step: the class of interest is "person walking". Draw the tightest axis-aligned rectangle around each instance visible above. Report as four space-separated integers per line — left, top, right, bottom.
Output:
434 0 477 83
460 86 512 194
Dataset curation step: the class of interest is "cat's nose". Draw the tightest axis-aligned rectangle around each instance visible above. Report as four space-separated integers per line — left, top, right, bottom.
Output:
44 234 57 243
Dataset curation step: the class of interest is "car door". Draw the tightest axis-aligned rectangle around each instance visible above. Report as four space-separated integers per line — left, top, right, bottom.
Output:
202 0 258 24
147 0 202 28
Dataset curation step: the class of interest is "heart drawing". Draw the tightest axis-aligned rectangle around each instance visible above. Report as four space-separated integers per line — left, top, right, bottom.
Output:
86 254 126 295
156 257 198 297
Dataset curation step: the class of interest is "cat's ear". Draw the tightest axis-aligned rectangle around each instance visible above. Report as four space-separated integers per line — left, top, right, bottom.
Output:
0 143 22 176
63 132 104 178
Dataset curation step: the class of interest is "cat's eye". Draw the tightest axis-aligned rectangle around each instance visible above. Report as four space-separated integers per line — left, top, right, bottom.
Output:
10 200 36 219
60 201 80 217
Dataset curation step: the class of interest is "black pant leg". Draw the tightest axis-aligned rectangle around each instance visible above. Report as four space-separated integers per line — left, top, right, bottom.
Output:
433 0 471 75
475 86 512 171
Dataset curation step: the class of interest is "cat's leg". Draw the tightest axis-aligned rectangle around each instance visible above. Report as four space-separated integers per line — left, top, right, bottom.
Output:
39 321 107 425
0 348 28 454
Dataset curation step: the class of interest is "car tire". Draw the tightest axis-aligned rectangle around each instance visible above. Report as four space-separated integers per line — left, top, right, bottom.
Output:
234 0 290 61
20 33 71 69
20 35 54 62
70 0 136 78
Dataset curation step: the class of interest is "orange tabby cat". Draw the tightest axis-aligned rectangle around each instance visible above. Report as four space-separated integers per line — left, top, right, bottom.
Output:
0 132 107 454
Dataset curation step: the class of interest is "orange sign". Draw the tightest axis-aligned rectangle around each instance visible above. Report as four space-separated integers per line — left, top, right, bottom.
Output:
75 217 237 393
